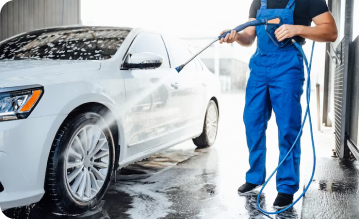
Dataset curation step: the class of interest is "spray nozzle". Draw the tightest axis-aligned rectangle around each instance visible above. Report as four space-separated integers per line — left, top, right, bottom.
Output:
175 65 184 73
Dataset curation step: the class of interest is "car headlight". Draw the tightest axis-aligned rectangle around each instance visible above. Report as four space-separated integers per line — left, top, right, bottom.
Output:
0 85 44 121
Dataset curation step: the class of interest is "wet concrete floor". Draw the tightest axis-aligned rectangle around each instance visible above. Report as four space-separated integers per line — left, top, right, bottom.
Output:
3 92 359 219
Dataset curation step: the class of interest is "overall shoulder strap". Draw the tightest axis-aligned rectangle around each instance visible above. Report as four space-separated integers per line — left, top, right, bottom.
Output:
286 0 296 9
260 0 267 9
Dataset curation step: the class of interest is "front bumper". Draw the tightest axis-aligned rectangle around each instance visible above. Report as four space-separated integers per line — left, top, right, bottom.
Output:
0 115 66 210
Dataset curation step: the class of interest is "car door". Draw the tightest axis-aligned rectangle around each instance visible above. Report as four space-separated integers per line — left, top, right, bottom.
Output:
162 36 207 134
121 32 181 156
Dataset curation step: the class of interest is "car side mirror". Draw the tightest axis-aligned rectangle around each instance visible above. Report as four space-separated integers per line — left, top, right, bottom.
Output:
122 52 163 70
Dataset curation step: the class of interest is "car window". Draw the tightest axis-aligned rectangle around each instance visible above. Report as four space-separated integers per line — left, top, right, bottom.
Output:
162 36 197 72
0 27 132 61
129 33 170 68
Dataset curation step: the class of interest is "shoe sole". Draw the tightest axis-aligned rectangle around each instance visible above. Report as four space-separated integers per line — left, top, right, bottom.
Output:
238 185 261 196
273 204 292 209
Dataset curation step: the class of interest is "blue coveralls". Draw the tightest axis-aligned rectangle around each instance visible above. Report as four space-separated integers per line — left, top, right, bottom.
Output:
244 0 304 195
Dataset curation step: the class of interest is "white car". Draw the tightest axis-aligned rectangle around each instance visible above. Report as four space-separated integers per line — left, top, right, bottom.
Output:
0 26 220 214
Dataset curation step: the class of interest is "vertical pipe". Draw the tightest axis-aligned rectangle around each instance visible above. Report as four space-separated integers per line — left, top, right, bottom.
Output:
316 84 321 131
322 0 333 126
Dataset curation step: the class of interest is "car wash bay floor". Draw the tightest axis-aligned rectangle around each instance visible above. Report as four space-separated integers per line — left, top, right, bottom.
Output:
3 92 359 219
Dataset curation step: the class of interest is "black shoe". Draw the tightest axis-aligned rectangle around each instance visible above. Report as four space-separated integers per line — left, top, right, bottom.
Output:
273 193 293 209
238 182 260 196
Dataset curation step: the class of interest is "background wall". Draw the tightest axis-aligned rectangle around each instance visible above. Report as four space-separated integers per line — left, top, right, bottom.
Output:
348 36 359 144
347 0 359 146
0 0 81 41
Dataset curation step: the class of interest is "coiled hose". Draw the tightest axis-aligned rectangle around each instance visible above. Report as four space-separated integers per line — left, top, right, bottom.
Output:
256 40 316 215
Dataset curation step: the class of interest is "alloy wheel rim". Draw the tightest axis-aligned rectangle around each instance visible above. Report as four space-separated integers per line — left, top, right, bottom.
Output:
206 103 218 144
65 125 110 201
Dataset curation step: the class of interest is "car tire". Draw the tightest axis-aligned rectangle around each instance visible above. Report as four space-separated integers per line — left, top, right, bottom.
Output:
193 100 219 148
43 112 115 214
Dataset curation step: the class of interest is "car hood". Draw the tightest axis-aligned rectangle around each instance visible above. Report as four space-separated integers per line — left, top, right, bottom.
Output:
0 60 101 88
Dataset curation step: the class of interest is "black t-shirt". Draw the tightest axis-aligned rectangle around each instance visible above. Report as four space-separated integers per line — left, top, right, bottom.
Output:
249 0 329 42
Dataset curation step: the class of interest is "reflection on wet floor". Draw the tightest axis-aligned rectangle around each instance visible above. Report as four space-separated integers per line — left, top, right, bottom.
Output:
242 195 299 219
318 179 357 193
302 159 359 219
3 92 359 219
120 149 200 176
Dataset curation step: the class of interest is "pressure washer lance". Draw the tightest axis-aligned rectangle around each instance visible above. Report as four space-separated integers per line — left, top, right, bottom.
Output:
175 18 316 216
175 16 282 73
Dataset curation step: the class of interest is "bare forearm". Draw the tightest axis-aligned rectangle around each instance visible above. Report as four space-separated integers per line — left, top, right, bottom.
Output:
296 24 338 42
220 19 256 46
235 32 256 47
275 12 338 43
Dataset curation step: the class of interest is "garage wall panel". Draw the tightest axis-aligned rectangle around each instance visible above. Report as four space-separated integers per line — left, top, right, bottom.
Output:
12 0 19 36
44 0 51 28
39 0 45 29
18 0 24 33
55 0 61 27
33 0 41 30
1 3 8 40
0 0 81 41
7 1 14 37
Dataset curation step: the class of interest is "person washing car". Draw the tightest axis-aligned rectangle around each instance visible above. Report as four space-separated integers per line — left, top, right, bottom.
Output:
220 0 337 208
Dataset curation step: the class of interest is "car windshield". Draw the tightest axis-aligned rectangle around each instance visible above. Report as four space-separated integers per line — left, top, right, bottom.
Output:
0 27 132 61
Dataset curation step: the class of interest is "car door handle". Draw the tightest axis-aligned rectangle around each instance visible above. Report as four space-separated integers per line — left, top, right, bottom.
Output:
171 82 180 89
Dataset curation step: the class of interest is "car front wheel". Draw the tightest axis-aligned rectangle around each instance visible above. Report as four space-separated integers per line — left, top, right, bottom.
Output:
193 100 219 148
43 112 115 214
